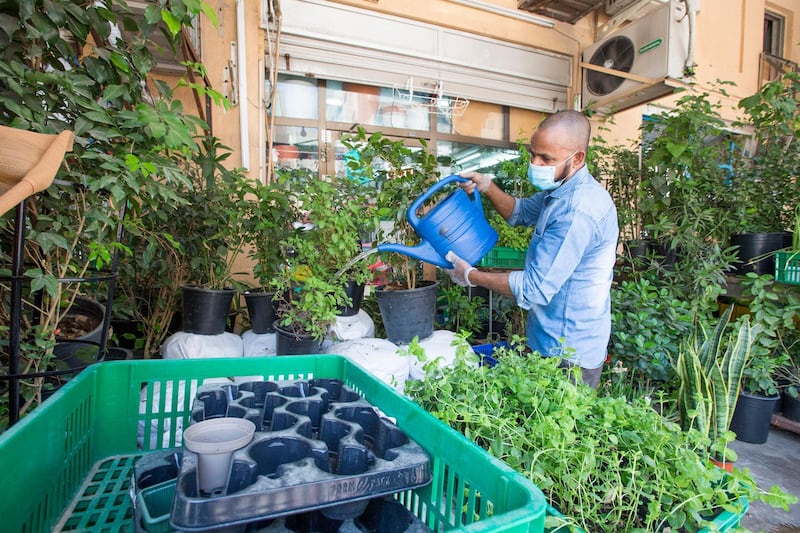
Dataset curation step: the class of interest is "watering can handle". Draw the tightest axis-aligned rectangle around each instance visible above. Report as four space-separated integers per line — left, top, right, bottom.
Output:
407 175 480 228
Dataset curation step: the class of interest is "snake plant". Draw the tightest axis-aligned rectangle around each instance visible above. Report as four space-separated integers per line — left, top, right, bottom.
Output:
676 307 758 459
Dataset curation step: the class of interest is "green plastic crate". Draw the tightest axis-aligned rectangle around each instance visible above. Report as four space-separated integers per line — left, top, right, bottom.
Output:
775 250 800 286
0 355 547 532
478 246 526 269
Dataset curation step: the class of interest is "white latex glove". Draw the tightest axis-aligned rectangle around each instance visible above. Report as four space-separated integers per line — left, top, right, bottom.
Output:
445 251 477 287
459 171 493 194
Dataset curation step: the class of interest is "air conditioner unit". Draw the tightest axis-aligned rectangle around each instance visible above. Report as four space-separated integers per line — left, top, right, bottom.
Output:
581 0 690 114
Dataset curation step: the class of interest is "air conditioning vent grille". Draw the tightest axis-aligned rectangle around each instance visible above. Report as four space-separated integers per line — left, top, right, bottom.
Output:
586 36 635 95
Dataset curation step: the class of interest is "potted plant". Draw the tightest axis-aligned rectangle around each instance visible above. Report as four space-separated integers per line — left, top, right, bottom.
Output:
266 169 377 353
341 127 441 344
675 307 755 468
270 267 349 355
635 89 739 315
728 72 800 276
609 269 697 388
279 169 378 317
239 176 294 334
776 347 800 422
730 273 800 443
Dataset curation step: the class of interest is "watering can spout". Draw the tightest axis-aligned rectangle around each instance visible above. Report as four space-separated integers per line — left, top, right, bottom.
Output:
377 241 451 269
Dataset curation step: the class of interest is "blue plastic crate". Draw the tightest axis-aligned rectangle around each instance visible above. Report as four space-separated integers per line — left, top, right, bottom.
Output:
473 341 507 367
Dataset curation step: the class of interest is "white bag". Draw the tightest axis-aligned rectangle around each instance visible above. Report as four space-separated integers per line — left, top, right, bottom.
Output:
241 330 277 357
407 330 472 380
161 331 244 359
331 309 375 341
328 338 410 392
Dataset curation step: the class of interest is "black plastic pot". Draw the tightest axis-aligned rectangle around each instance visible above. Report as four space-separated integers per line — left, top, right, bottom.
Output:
55 296 105 346
375 280 438 345
337 280 365 317
782 392 800 423
181 285 236 335
730 391 780 444
273 320 322 355
730 231 792 276
243 289 278 334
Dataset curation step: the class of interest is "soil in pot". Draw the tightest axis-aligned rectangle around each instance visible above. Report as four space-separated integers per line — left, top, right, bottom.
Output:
55 296 105 343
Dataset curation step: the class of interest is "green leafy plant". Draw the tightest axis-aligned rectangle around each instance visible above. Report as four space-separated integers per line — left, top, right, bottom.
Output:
609 272 697 386
268 169 379 341
675 307 756 461
732 72 800 234
737 273 800 396
407 341 796 532
1 1 221 384
590 124 645 244
179 136 251 290
279 170 378 285
436 276 487 340
485 138 535 251
636 88 740 315
240 176 294 289
270 271 348 342
341 127 439 289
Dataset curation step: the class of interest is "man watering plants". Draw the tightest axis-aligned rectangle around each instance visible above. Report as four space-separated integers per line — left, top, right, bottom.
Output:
446 110 618 388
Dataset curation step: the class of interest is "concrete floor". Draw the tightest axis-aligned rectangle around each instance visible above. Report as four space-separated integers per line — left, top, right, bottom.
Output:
729 423 800 532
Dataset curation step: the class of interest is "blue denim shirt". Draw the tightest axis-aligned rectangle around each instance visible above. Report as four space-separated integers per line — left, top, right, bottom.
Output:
507 165 618 369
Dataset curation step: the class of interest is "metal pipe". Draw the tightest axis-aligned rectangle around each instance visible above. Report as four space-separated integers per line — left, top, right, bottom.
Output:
8 199 26 426
237 0 250 170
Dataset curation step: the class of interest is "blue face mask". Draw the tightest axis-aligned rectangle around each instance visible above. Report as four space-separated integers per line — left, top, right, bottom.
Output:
527 151 577 191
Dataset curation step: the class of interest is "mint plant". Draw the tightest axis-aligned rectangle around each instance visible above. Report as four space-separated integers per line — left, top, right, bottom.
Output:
406 342 796 532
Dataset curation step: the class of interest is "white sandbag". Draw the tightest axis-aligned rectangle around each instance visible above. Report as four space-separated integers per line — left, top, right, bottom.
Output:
327 337 409 392
161 331 244 359
241 330 277 357
331 309 375 341
407 330 472 380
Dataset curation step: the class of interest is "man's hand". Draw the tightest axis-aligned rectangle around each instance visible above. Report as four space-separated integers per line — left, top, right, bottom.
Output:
445 251 477 287
459 171 493 194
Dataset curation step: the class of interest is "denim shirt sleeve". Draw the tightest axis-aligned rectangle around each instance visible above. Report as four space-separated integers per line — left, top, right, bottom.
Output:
508 198 596 309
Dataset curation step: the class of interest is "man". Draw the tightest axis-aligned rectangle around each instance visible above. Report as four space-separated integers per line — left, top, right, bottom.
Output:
446 110 618 388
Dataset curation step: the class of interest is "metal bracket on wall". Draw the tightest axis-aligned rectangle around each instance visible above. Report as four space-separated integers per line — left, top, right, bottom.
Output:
228 42 239 106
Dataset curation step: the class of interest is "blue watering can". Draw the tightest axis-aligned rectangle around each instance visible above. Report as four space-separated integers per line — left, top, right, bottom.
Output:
377 175 498 268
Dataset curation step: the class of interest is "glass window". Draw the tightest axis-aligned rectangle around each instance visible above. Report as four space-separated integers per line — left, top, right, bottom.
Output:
272 125 319 171
438 141 519 175
441 101 503 140
274 75 318 119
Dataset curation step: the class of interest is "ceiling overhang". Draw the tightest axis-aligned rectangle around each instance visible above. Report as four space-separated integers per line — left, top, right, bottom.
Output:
517 0 605 24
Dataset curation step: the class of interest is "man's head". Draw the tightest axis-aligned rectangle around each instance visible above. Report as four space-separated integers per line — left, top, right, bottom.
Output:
528 110 591 186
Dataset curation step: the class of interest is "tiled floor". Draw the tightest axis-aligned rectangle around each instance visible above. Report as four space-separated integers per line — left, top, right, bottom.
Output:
729 423 800 532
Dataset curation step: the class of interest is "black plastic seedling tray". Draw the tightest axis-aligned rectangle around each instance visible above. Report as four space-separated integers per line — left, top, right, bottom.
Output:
134 378 431 532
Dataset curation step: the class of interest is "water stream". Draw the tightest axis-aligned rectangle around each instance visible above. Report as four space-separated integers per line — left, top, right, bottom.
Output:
335 248 380 279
